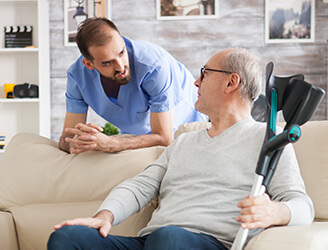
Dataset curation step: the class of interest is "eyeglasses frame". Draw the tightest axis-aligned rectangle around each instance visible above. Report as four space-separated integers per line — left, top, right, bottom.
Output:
200 67 233 82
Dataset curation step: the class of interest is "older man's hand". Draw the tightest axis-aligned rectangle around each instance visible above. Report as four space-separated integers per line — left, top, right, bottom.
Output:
236 193 291 229
53 210 114 238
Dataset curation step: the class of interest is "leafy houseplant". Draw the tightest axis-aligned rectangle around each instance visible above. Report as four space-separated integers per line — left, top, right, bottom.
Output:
101 122 119 136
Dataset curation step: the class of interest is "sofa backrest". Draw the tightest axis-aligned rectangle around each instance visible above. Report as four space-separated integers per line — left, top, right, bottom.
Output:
292 121 328 222
0 133 165 210
175 120 328 222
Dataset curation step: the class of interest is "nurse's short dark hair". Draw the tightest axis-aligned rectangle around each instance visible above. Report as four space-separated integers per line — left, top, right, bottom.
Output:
75 17 121 61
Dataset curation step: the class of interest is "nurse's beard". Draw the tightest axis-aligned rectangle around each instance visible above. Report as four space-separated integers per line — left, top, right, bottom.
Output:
111 66 130 85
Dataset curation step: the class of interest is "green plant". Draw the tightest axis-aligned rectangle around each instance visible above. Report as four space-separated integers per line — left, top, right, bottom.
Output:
101 122 119 136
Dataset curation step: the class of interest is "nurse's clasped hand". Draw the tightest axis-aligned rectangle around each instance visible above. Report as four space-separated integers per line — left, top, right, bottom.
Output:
64 123 122 154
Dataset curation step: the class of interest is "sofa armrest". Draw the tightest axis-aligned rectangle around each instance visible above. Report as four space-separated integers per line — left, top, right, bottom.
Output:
245 222 328 250
0 210 19 250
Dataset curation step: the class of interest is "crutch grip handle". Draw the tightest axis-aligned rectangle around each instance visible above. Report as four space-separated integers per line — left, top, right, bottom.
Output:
266 125 301 151
256 125 300 176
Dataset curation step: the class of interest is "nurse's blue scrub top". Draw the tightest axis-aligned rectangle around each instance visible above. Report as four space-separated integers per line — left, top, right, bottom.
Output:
65 37 206 135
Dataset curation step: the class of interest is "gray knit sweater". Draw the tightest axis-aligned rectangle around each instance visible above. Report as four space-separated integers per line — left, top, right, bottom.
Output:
98 118 314 248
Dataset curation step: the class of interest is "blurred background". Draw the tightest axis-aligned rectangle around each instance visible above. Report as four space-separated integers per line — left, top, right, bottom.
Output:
49 0 328 141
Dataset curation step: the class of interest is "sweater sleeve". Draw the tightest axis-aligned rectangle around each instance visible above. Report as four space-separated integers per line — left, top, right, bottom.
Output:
267 143 315 226
96 146 171 226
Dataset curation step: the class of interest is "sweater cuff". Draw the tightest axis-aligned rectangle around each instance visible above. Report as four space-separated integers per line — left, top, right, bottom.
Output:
283 198 314 226
96 188 140 226
96 199 125 226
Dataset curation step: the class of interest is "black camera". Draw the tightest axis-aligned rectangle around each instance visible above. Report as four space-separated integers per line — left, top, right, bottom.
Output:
13 83 39 98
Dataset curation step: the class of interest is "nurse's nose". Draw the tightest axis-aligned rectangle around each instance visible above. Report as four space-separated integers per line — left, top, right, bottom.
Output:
115 58 125 72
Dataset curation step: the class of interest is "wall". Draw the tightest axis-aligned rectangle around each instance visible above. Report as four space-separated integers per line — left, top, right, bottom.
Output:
49 0 328 141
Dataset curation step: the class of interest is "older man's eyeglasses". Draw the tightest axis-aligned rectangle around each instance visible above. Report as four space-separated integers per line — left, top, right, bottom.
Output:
200 67 233 82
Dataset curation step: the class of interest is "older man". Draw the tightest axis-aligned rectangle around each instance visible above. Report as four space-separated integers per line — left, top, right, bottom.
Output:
48 48 314 250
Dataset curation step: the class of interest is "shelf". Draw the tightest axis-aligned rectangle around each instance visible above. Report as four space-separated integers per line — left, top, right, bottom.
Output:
0 48 39 53
0 0 50 140
0 0 37 2
0 98 39 103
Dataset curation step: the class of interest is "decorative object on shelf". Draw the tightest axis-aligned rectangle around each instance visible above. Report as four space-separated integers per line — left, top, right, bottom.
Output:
73 0 88 26
0 134 5 150
4 83 16 98
64 0 111 46
101 122 119 136
157 0 219 20
13 83 39 98
4 26 33 48
265 0 315 43
0 0 51 146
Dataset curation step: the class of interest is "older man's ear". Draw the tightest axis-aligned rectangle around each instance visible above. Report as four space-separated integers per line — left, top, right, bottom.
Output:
225 73 241 94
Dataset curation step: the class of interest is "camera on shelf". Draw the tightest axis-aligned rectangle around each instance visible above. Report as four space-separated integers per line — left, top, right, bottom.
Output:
3 83 39 98
13 83 39 98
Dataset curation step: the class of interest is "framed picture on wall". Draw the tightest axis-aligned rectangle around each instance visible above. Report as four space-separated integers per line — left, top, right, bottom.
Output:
265 0 315 43
157 0 219 20
64 0 112 46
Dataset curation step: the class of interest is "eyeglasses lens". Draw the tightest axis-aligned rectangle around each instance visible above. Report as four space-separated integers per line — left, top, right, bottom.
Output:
200 68 204 81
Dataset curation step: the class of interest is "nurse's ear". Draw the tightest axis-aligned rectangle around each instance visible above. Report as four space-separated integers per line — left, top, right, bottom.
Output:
82 58 96 70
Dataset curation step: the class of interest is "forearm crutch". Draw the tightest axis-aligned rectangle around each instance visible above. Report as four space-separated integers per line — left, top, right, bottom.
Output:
231 62 325 250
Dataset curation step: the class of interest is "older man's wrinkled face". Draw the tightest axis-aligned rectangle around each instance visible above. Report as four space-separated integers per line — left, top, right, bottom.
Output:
194 51 232 116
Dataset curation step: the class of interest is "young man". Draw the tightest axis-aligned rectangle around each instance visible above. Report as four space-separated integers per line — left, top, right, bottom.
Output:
59 18 206 154
49 48 314 249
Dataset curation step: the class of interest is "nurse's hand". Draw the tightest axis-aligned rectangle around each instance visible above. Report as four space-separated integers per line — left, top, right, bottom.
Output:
65 123 127 153
84 130 124 153
64 123 104 154
65 118 169 153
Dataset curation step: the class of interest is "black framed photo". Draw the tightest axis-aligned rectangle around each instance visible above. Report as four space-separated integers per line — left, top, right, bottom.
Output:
265 0 315 43
157 0 219 20
64 0 111 46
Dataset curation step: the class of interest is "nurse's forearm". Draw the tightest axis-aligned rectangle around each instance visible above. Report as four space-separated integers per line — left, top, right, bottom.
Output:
99 133 172 152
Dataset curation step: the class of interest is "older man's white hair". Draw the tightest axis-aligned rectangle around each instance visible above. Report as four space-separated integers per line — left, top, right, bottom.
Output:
219 48 262 103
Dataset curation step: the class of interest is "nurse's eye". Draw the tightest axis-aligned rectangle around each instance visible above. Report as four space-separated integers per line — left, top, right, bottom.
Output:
119 49 125 56
102 61 112 67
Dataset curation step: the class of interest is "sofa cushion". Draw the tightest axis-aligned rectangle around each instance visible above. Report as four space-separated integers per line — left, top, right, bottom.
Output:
245 222 328 250
0 133 165 209
10 201 156 250
293 121 328 221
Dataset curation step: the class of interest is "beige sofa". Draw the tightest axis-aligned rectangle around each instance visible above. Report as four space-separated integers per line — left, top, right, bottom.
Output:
0 121 327 250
